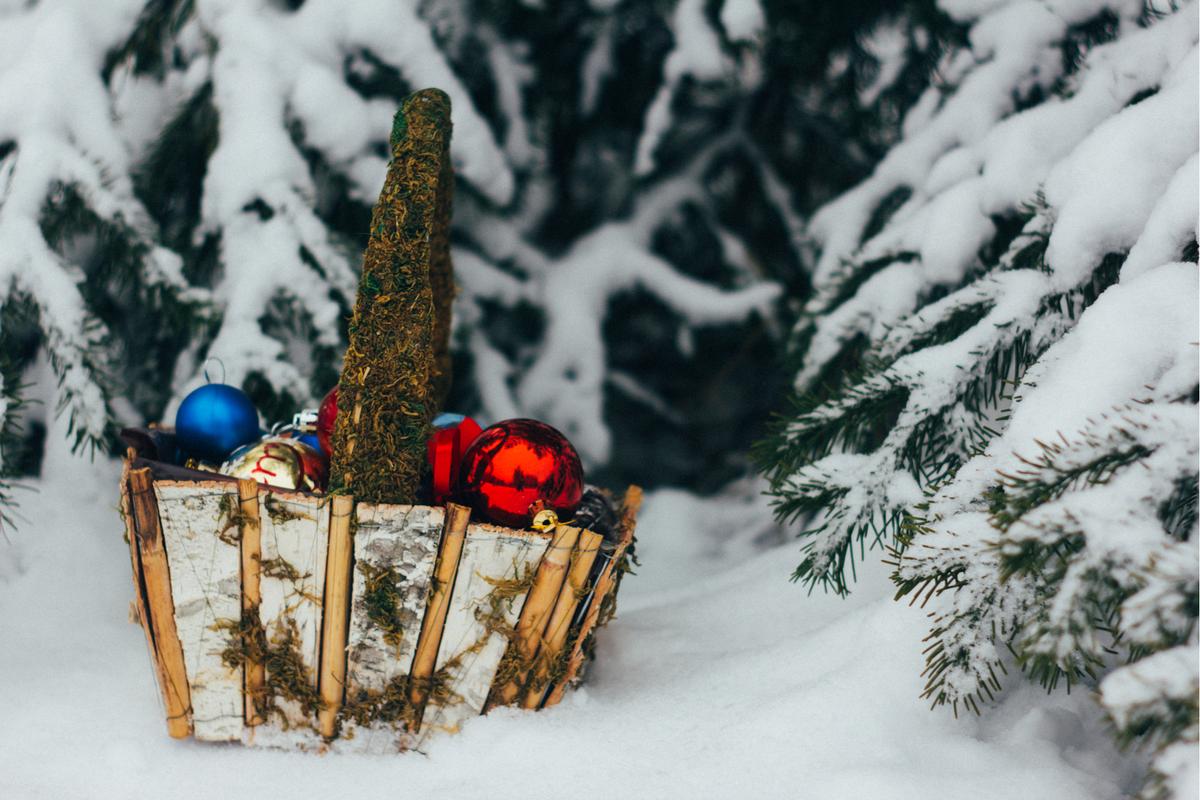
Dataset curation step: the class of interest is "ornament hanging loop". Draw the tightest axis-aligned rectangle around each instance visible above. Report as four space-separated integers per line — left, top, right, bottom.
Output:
202 357 226 385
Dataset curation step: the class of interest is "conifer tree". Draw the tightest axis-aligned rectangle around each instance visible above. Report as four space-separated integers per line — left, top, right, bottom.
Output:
759 1 1198 794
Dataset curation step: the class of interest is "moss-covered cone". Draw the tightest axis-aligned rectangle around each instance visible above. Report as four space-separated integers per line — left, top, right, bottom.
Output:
330 88 455 503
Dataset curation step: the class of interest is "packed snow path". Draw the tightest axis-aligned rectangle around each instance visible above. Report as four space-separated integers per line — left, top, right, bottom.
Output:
0 450 1136 799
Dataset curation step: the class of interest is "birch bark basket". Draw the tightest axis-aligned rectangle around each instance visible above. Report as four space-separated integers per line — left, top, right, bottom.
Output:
418 523 550 738
153 480 244 741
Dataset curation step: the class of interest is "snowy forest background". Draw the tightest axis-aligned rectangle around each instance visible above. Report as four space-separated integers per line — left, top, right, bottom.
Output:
0 0 1196 798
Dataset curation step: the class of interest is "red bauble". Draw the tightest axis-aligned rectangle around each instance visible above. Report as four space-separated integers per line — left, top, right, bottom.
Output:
454 419 584 529
426 416 483 504
316 386 338 455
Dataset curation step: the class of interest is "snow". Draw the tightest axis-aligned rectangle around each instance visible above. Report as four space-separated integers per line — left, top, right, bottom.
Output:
858 21 910 107
0 451 1141 799
719 0 765 44
934 261 1199 509
1121 153 1200 282
797 1 1198 390
1042 48 1199 287
634 0 730 176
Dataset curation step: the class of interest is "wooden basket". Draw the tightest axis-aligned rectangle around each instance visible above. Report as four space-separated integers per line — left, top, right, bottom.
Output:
118 448 640 751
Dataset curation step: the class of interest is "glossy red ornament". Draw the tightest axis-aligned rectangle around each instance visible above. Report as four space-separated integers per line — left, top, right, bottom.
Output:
426 416 482 504
454 419 584 528
316 386 338 456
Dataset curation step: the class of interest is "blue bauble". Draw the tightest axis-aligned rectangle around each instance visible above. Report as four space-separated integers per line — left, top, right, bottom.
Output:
175 384 261 462
297 432 322 453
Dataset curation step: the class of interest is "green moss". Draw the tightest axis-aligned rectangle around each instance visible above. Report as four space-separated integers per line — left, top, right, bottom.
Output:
216 610 325 729
389 107 407 146
329 88 455 503
358 562 408 651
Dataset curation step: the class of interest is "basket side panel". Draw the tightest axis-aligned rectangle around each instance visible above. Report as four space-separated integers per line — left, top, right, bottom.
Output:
257 491 330 731
417 525 550 739
154 481 244 741
346 504 443 697
544 486 643 707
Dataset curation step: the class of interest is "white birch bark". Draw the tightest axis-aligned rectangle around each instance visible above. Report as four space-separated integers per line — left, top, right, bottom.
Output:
418 523 550 739
153 480 243 741
345 504 444 695
256 490 330 730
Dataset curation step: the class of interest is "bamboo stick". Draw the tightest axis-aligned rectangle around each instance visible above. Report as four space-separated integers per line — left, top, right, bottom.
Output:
128 467 192 739
407 503 470 725
489 524 580 708
317 494 355 738
521 529 603 709
237 479 266 726
121 453 168 719
544 486 642 708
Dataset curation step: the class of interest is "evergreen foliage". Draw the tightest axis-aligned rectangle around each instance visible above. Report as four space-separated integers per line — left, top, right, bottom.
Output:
759 0 1198 794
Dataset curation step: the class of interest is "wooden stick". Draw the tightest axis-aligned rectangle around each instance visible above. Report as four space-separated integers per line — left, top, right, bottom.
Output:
317 494 355 738
489 524 580 708
128 467 192 739
237 479 266 726
521 529 603 709
121 453 168 719
544 486 642 708
407 503 470 725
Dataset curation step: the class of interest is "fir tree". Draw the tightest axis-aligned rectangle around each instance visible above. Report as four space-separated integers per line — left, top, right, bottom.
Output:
759 0 1198 794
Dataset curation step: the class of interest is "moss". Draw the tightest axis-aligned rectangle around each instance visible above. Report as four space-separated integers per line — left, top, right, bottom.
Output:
339 661 463 738
479 565 539 705
342 674 415 730
263 494 313 525
358 562 408 651
216 610 325 729
258 556 306 582
329 89 455 503
216 493 247 546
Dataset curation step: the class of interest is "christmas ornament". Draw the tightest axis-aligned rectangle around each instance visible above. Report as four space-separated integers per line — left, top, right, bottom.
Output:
426 415 482 504
175 383 260 462
454 419 584 529
276 410 324 454
221 439 305 490
316 386 338 456
294 441 329 491
282 438 330 492
574 486 619 541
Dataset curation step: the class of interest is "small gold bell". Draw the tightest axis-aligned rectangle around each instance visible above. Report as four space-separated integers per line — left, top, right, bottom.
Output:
530 509 559 531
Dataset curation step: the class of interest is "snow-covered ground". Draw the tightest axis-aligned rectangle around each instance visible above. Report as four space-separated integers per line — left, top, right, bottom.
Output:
0 441 1139 799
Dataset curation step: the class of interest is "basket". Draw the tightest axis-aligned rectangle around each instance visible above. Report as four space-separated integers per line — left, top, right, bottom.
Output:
118 443 640 752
